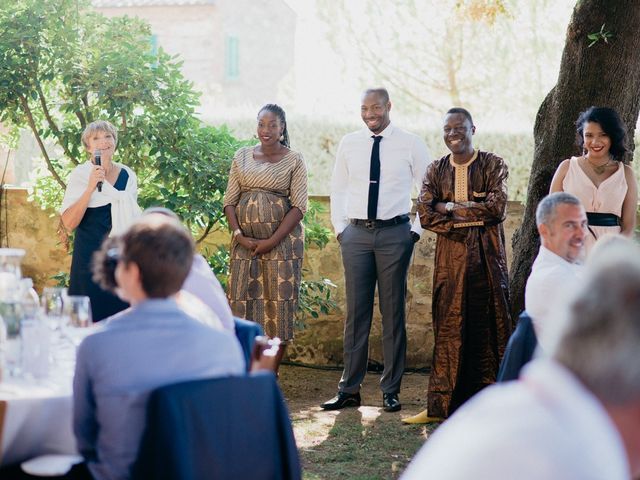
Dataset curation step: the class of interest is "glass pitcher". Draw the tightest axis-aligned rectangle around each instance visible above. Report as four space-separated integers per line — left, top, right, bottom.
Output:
0 248 25 377
0 248 26 279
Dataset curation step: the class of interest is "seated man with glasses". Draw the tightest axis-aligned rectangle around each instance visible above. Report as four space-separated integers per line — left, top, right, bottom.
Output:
72 214 245 480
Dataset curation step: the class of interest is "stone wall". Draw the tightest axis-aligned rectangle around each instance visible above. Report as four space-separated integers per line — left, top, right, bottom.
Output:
286 196 524 369
2 187 71 288
2 188 532 368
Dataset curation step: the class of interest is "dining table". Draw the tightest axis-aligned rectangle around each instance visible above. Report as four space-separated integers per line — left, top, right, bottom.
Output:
0 331 82 467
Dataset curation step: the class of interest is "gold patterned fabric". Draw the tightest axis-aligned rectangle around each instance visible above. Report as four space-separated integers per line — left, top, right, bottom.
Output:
451 149 478 202
223 146 308 340
417 150 512 418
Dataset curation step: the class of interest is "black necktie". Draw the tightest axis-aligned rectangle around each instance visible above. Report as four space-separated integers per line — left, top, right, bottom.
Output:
367 135 382 220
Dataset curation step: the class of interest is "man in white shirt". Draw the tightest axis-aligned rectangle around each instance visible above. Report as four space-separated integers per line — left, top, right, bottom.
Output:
142 207 234 331
322 88 430 412
402 240 640 480
525 192 587 349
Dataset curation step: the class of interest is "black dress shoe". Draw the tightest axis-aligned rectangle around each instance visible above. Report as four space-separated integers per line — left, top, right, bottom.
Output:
383 393 401 412
321 392 361 410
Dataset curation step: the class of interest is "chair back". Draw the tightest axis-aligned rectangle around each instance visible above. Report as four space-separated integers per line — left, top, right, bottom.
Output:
234 317 264 371
132 372 301 480
497 311 539 382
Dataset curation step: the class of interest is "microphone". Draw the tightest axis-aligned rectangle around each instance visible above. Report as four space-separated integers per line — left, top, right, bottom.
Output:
94 149 102 192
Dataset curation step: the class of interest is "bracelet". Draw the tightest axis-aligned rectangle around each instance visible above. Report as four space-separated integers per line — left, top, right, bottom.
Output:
233 228 243 238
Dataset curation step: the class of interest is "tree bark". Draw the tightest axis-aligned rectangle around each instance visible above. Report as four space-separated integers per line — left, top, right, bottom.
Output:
510 0 640 317
35 82 77 165
19 95 66 189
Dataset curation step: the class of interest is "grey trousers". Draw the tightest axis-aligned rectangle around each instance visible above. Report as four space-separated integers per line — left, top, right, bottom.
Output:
338 221 414 394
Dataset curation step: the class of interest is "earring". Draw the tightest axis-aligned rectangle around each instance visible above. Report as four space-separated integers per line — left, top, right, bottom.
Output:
279 134 284 142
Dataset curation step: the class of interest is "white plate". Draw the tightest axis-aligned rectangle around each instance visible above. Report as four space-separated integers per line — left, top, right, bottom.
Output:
21 454 83 477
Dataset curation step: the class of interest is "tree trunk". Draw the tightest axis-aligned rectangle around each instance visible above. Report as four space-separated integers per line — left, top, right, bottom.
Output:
510 0 640 317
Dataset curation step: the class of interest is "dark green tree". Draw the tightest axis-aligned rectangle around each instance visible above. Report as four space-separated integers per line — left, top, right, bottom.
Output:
0 0 247 242
0 0 337 324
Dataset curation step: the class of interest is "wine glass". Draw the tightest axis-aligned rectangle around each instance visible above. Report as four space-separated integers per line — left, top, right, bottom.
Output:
63 295 93 346
41 287 67 331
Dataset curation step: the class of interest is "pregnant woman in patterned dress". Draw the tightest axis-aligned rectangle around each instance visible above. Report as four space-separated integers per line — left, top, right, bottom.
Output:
223 104 308 340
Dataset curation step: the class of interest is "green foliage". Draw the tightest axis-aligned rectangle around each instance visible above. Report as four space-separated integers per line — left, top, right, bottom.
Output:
587 23 613 48
295 276 338 329
28 166 68 212
202 245 231 291
0 0 336 325
304 199 332 249
51 271 70 288
0 0 249 241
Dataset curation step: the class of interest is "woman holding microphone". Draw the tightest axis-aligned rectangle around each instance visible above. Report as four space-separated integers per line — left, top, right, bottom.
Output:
61 120 140 321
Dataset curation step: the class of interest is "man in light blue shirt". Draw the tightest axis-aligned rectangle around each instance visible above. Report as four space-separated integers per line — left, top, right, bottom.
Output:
73 214 245 480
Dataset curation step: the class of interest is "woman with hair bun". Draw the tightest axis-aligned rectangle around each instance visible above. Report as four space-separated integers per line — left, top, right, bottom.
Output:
223 104 308 341
550 106 638 255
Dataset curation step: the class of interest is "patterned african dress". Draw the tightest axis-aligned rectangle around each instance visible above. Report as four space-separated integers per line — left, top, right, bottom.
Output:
223 146 308 340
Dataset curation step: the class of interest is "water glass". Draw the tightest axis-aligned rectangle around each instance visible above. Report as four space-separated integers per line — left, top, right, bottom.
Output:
63 296 93 347
21 317 50 379
65 296 92 328
5 332 22 378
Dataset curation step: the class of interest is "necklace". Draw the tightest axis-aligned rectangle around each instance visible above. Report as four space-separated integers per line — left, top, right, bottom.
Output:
584 155 612 175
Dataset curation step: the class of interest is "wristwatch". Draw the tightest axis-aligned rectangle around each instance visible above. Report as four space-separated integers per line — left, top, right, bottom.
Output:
233 228 243 238
445 202 455 215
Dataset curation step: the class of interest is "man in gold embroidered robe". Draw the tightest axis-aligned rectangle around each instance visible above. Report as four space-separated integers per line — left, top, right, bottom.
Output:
404 108 512 423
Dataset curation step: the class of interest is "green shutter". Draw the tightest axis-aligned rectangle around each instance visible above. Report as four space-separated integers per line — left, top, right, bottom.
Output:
225 35 239 79
149 34 158 57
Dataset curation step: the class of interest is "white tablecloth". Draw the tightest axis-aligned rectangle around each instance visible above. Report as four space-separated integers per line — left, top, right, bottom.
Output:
0 337 79 466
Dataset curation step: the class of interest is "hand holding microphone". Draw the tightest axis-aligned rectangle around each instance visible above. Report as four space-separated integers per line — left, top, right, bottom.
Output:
94 149 103 192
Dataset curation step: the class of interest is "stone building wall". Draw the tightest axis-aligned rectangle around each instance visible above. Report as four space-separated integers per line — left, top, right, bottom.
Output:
95 0 296 112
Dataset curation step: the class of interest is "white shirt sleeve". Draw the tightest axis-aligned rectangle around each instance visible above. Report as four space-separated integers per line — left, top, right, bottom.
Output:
330 137 350 235
410 137 432 235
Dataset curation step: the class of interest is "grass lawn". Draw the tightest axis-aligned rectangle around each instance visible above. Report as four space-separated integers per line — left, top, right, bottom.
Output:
279 364 441 479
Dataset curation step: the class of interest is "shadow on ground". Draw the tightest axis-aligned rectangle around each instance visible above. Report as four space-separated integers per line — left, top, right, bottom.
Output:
279 364 441 480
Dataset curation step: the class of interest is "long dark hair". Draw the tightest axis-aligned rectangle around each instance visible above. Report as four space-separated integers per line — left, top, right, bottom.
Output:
576 107 628 162
258 104 290 147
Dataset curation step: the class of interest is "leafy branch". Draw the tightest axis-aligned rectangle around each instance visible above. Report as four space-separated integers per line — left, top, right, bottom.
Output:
0 0 246 243
587 23 613 48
